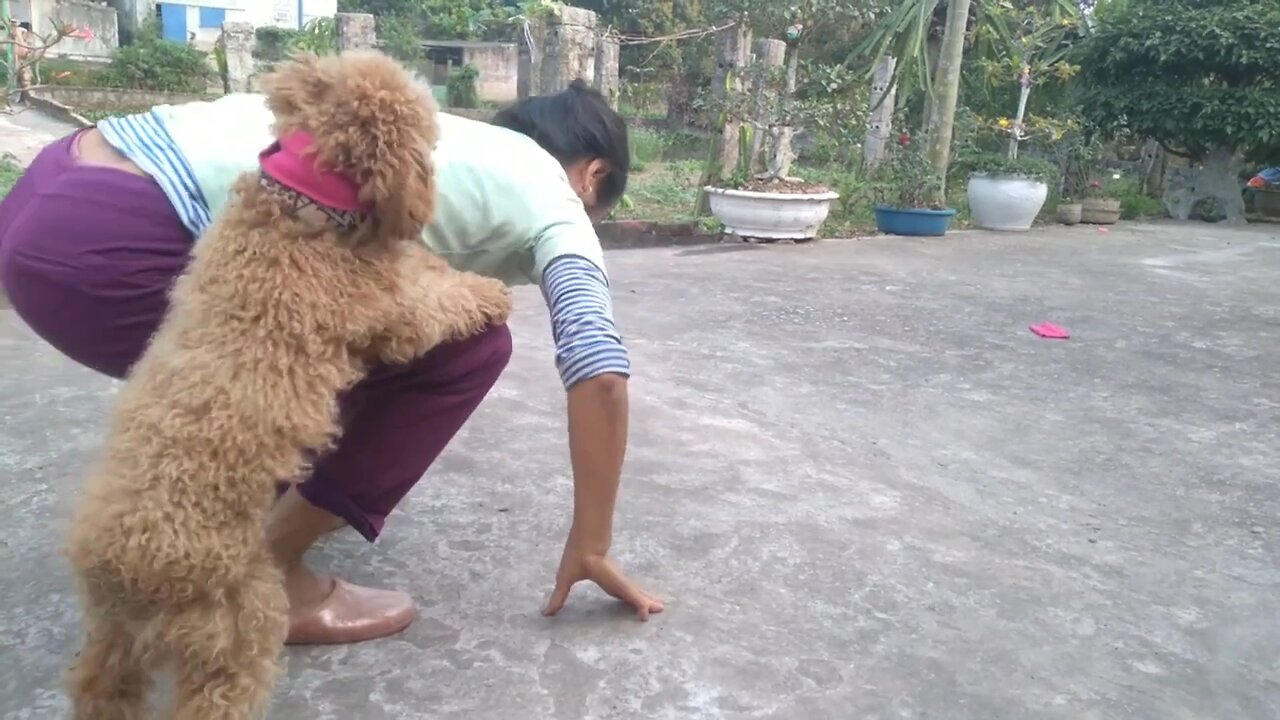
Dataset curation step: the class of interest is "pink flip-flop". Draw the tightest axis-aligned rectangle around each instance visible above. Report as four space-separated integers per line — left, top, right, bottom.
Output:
1030 322 1070 339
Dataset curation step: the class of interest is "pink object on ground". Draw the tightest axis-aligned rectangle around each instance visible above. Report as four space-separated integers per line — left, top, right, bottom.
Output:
1030 322 1071 339
259 131 369 212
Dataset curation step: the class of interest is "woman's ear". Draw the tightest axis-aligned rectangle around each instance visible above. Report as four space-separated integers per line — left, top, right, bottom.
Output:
587 159 611 187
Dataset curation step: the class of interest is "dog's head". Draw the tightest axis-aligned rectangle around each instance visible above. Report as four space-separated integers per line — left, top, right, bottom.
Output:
260 50 438 246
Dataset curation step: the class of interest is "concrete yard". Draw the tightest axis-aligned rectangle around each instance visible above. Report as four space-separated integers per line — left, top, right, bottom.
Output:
1 222 1277 719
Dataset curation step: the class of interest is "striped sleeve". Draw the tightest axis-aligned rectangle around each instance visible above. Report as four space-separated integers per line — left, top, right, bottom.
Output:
98 112 211 237
541 255 631 389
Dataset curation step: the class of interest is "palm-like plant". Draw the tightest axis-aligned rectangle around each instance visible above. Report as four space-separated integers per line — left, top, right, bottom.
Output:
848 0 1079 109
847 0 1080 199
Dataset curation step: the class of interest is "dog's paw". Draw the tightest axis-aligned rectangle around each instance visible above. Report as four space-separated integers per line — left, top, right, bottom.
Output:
463 274 513 327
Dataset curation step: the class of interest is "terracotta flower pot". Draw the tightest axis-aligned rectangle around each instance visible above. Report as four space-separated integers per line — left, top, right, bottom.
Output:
1057 203 1083 225
1081 197 1121 225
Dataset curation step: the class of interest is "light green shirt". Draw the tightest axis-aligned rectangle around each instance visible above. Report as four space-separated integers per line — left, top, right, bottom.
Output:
151 93 607 286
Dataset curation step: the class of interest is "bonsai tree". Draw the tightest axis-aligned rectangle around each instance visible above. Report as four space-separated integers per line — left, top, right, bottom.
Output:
1075 0 1280 224
0 17 90 107
694 0 871 211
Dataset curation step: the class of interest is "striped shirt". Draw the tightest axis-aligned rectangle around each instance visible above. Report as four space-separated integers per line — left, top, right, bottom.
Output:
97 112 630 390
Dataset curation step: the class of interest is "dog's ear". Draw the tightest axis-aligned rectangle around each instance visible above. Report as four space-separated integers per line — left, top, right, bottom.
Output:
357 138 436 244
260 53 330 135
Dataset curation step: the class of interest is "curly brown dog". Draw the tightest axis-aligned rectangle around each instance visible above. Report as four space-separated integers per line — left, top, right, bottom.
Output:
64 51 511 720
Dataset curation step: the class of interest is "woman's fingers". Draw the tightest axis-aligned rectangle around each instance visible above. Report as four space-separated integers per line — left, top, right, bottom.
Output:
591 560 662 621
543 577 574 617
543 554 664 621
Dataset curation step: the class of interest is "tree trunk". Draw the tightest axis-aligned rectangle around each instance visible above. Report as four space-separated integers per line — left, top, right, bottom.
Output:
1007 65 1031 161
1141 139 1166 196
864 54 898 169
920 34 943 129
1162 147 1246 225
924 0 973 205
750 39 787 175
767 43 800 179
1 0 12 107
695 20 752 216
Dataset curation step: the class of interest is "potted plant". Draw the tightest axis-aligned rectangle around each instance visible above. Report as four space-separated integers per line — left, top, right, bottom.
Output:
704 180 841 241
867 133 956 236
697 23 845 241
1081 178 1121 224
1057 197 1082 225
965 153 1058 231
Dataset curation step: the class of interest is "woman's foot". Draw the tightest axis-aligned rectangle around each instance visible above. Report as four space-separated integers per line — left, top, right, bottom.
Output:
285 569 417 646
267 487 416 645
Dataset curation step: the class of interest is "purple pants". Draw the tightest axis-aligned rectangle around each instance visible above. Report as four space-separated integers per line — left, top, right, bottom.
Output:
0 132 512 541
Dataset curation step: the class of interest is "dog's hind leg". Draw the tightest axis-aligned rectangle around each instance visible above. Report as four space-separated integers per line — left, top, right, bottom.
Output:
67 612 150 720
166 571 288 720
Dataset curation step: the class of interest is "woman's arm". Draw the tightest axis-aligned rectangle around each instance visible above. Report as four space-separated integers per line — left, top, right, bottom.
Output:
536 255 664 620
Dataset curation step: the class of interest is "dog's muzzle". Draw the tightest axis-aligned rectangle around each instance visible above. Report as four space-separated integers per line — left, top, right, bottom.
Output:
258 173 368 234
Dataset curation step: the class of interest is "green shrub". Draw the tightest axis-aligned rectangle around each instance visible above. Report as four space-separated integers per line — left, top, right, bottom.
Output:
1104 175 1166 219
94 35 214 93
446 64 479 109
0 155 23 200
253 26 301 62
254 18 335 62
956 152 1060 186
866 140 944 209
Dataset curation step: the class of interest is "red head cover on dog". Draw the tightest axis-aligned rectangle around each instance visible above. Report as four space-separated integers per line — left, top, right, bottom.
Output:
259 131 371 213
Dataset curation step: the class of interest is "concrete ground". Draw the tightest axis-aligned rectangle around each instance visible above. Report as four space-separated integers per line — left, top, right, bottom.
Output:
1 222 1277 719
0 108 80 165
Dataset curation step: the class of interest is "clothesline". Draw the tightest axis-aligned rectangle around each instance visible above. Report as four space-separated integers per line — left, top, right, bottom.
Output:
610 21 739 46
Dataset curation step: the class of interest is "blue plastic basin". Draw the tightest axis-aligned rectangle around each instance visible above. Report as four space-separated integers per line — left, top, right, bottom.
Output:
873 205 958 237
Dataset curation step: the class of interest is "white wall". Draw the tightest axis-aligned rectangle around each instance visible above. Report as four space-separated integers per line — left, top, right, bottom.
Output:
178 0 338 49
184 0 336 29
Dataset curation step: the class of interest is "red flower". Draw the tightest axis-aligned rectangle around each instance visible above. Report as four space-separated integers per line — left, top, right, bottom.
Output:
898 131 911 147
1089 180 1102 188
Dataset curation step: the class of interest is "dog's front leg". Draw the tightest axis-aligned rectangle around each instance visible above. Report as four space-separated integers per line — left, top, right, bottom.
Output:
373 253 512 365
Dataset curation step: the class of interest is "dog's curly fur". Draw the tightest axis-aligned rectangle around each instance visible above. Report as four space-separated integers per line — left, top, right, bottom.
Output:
64 51 511 719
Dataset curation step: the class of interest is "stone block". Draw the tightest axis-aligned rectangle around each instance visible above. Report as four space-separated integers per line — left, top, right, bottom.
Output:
336 13 377 52
218 21 255 94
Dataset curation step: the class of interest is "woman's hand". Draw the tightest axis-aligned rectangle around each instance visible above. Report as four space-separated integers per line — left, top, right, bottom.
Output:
544 374 663 620
543 541 664 620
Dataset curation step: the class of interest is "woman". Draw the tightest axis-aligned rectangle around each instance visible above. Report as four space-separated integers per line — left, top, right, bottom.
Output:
0 79 663 645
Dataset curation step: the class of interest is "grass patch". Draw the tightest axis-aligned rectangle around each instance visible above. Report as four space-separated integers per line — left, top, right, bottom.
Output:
76 107 150 124
0 156 24 200
36 58 103 86
618 159 703 223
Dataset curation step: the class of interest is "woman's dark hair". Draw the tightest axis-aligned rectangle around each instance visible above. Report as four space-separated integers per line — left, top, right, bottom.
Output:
492 79 629 211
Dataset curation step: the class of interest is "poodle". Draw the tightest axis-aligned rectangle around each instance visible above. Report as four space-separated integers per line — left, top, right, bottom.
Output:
63 50 511 720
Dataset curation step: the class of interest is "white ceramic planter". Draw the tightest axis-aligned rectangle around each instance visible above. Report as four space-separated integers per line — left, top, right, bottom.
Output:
705 187 840 240
967 174 1049 231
